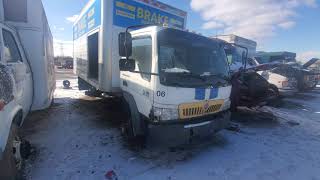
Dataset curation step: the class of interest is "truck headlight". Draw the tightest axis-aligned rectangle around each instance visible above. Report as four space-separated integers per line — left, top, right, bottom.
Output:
152 107 179 121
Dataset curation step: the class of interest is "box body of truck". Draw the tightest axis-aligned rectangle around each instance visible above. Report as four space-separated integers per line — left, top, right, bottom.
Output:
74 0 187 93
216 34 257 58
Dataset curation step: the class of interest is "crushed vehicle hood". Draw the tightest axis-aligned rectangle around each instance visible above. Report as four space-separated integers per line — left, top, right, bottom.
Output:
303 58 320 68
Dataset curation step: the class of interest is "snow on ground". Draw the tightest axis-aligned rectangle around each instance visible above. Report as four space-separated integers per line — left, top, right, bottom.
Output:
21 70 320 180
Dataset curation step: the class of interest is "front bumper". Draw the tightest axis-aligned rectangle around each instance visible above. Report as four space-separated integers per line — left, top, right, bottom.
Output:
148 110 231 130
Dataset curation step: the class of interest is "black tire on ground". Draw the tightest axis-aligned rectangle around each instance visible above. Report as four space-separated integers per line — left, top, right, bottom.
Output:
0 125 19 180
122 101 148 146
63 80 71 88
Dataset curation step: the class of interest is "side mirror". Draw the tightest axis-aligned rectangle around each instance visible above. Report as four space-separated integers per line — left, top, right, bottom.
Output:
119 32 132 57
119 58 135 72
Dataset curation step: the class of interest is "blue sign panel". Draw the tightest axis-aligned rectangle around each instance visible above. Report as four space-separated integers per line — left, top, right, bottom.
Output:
113 0 186 29
74 0 101 40
209 88 218 99
195 88 206 100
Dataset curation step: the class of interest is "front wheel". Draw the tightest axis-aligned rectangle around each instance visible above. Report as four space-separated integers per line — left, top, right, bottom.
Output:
0 125 21 180
122 101 148 146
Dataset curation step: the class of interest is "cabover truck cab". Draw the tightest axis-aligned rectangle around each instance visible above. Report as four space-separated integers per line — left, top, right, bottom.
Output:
74 0 231 140
118 27 231 138
215 34 257 72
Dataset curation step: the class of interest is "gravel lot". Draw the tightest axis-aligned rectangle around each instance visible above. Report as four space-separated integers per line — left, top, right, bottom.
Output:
21 69 320 180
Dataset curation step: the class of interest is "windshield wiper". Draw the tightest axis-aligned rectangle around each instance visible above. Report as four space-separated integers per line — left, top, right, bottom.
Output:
177 72 207 81
163 70 206 81
202 74 230 81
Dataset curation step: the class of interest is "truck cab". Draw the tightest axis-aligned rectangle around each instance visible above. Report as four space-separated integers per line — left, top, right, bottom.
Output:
119 27 231 138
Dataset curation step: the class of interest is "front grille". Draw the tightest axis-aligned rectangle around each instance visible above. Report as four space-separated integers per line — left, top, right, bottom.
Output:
179 100 224 119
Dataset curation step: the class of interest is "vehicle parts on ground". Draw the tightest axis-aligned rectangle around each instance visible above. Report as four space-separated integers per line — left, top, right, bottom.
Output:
230 70 279 110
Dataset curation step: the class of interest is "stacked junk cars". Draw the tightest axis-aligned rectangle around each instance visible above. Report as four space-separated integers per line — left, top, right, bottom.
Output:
214 35 320 110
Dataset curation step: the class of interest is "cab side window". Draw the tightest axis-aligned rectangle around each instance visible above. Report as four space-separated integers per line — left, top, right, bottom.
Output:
132 37 152 81
2 29 22 63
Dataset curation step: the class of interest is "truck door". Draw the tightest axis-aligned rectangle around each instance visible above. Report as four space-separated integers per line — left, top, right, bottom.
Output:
0 26 33 119
121 36 154 116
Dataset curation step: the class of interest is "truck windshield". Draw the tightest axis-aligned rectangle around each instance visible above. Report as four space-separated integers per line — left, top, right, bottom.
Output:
158 29 229 88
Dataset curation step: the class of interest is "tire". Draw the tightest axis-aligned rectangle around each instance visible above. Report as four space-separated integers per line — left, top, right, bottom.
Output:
63 80 71 88
0 125 19 180
122 101 147 146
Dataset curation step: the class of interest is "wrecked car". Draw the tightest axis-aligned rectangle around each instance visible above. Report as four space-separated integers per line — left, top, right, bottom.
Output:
252 61 299 96
253 54 319 92
223 44 279 111
270 60 320 91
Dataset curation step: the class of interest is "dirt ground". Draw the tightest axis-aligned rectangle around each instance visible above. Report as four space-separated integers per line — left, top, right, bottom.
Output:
21 69 320 180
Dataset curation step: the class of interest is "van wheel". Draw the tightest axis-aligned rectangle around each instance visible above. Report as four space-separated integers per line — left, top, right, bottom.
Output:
0 125 22 180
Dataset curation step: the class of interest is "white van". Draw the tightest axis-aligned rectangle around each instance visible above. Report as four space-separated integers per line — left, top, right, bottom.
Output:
0 0 55 177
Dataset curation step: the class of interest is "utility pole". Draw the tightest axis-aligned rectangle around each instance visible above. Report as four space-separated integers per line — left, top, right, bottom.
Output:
57 42 65 64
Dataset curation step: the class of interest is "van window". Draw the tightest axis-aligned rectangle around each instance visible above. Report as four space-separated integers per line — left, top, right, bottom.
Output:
132 37 152 81
2 30 22 63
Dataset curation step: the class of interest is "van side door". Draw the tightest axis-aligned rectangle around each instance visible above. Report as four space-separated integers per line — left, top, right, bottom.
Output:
0 26 33 119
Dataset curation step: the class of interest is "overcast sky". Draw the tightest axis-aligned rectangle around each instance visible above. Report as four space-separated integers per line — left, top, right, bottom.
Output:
42 0 320 61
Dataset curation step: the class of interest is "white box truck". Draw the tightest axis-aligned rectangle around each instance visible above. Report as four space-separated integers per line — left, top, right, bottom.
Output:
74 0 232 142
0 0 55 177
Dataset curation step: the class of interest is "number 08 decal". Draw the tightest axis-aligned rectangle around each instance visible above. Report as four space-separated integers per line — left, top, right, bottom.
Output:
156 91 166 97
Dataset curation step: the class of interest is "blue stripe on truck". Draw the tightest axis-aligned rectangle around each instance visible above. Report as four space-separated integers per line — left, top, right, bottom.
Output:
195 88 205 100
73 0 101 40
113 0 186 29
209 88 218 99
